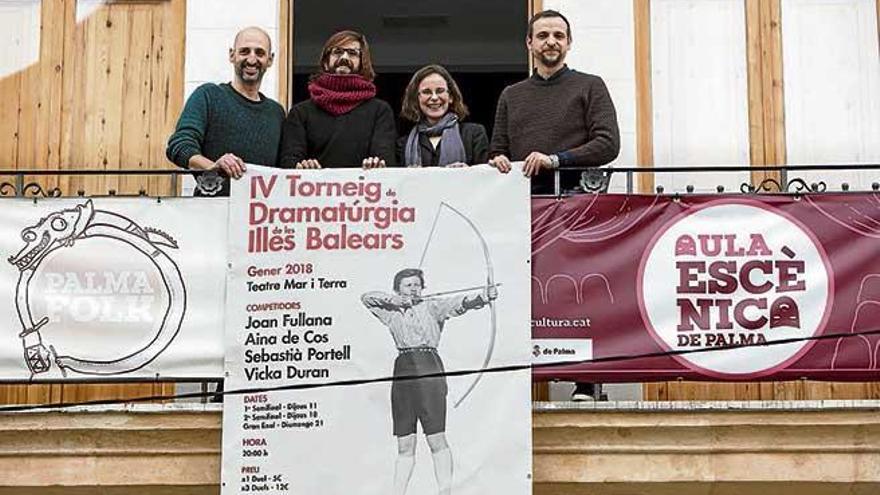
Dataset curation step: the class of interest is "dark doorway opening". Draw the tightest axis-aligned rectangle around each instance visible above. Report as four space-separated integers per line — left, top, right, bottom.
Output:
291 0 529 139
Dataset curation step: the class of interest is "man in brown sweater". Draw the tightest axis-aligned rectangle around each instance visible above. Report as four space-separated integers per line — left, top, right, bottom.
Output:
489 10 620 195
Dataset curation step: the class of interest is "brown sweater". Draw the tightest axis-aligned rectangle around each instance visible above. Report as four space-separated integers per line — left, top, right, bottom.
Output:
489 67 620 194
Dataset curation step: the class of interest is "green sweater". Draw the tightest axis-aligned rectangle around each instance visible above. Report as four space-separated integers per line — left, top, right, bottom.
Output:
166 83 285 192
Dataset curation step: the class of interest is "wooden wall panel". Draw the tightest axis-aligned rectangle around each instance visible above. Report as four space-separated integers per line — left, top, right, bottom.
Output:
1 0 183 197
532 382 550 402
644 380 880 401
0 0 185 407
528 0 543 74
759 0 786 169
10 0 66 192
147 0 185 196
119 6 154 194
745 0 785 188
634 0 653 193
87 6 121 194
59 0 86 196
745 0 766 173
530 0 543 20
0 70 22 172
39 0 67 195
0 384 61 405
278 0 290 109
0 382 174 406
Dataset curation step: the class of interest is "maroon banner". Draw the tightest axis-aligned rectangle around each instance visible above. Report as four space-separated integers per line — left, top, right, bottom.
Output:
531 194 880 382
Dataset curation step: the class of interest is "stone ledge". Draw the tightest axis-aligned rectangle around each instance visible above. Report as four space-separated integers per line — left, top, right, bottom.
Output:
534 481 880 495
0 403 876 493
533 407 880 488
0 405 222 487
534 399 880 412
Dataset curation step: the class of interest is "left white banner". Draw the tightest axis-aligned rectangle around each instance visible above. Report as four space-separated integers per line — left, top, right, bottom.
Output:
0 197 228 380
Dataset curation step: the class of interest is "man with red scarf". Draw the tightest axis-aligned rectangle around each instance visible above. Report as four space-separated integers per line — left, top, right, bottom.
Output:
280 30 396 169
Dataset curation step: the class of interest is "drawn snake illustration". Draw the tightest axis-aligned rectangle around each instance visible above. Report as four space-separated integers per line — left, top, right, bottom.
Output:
8 200 187 376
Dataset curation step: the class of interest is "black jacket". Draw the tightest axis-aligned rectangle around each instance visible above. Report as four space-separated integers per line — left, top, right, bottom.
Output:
280 98 397 168
396 122 489 167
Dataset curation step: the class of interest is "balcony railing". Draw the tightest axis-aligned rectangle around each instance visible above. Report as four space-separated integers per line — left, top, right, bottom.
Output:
0 164 878 198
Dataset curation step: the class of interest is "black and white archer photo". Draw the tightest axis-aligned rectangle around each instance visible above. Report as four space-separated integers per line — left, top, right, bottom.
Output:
361 267 498 495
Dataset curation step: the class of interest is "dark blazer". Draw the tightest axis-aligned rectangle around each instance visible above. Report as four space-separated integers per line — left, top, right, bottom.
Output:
396 122 489 167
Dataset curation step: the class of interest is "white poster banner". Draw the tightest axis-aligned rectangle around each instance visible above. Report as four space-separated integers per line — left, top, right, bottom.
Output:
0 197 228 380
222 165 532 495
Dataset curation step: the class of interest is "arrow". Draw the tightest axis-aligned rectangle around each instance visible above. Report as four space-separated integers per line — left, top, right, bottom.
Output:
420 283 503 300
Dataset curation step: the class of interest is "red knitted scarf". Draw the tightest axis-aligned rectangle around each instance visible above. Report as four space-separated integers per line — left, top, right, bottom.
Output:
308 74 377 116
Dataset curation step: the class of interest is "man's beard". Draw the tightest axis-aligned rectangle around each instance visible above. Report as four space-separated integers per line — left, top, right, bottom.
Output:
536 49 563 68
329 59 357 75
236 62 265 83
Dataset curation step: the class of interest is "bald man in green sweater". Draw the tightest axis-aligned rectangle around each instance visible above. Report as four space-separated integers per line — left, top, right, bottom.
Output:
166 27 285 196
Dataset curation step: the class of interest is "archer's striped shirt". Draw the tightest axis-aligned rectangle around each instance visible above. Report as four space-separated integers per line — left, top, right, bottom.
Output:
362 292 478 349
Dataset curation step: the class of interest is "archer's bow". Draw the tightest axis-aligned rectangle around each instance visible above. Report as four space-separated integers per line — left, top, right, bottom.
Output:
418 202 497 408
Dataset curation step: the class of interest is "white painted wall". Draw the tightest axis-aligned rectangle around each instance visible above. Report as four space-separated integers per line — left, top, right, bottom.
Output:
545 0 637 193
0 0 40 78
782 0 880 190
184 0 280 101
651 0 751 193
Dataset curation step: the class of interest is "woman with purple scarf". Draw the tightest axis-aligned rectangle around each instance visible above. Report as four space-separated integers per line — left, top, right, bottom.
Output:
398 65 488 168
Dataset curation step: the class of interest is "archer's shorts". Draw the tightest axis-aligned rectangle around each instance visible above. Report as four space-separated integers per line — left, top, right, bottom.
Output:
391 348 447 437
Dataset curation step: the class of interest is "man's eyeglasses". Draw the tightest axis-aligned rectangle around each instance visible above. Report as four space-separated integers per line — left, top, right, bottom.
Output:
330 47 362 58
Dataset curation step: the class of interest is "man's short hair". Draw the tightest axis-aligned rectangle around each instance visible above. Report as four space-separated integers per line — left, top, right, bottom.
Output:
393 268 425 292
527 9 572 40
317 30 376 81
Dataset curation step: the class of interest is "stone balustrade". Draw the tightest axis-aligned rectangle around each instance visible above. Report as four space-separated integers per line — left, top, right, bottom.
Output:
0 401 877 494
